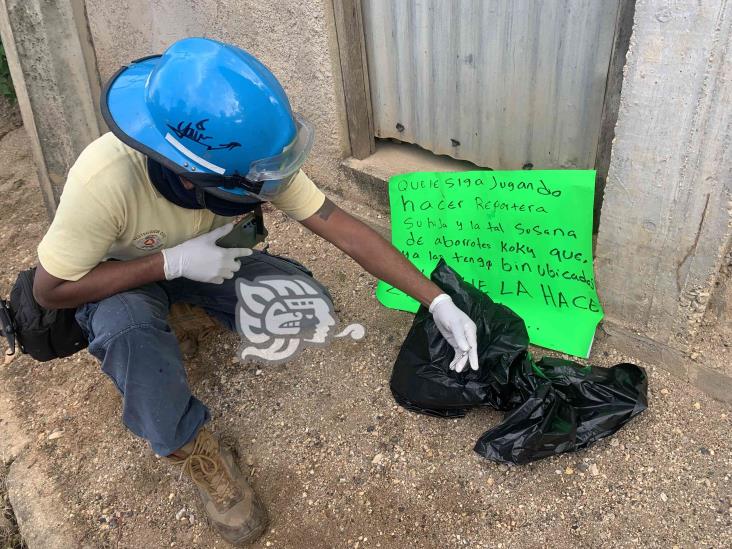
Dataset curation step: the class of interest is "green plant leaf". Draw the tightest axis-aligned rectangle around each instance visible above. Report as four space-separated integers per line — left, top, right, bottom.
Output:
0 39 15 100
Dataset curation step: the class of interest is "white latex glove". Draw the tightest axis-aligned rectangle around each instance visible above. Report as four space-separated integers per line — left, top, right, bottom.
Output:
429 293 479 373
161 223 252 284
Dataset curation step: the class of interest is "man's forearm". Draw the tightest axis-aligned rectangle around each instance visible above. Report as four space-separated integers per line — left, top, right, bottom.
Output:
34 253 165 309
300 201 442 307
341 225 441 306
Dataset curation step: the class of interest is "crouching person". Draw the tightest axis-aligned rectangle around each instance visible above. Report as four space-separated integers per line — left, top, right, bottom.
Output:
33 38 479 546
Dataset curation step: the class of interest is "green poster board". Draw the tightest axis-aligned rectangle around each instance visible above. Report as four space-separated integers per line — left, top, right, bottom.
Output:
376 170 603 358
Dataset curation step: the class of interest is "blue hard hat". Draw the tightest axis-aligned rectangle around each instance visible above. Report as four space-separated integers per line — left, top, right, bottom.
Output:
102 37 314 202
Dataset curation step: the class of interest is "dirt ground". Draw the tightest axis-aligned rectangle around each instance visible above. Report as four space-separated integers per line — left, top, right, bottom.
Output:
1 463 25 549
0 126 730 549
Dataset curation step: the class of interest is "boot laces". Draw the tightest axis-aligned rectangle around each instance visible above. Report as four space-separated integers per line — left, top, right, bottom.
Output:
179 431 239 505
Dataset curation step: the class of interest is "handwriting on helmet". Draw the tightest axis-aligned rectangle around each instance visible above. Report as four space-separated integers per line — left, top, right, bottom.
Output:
167 119 241 152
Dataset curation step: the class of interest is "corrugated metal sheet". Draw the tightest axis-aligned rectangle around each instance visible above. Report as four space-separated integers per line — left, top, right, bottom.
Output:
361 0 621 169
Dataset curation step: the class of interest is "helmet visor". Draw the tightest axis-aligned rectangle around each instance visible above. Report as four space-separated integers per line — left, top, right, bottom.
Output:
245 112 314 182
181 168 299 202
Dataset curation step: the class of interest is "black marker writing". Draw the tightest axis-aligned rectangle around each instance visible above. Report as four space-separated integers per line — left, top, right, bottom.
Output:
168 119 242 151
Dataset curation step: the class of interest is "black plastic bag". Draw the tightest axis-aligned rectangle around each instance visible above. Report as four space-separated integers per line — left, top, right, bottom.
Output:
390 260 648 464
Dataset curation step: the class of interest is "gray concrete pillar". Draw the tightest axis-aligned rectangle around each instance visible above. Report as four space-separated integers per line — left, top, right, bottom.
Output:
596 0 731 398
0 0 103 215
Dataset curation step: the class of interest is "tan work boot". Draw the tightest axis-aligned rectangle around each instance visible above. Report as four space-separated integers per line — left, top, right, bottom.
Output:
168 303 222 359
167 429 268 545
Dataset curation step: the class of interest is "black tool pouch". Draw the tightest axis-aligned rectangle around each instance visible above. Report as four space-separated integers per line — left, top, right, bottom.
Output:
1 268 87 362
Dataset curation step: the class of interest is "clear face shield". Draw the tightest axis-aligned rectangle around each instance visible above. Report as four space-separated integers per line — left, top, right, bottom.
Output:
181 113 315 202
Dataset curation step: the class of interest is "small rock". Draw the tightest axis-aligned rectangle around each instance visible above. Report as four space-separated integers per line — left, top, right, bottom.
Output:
699 447 711 455
48 430 64 440
371 453 384 465
589 464 599 476
610 438 619 447
577 462 590 472
255 369 263 376
660 492 668 502
188 515 195 525
564 467 574 475
168 493 174 501
660 388 669 395
175 508 187 521
693 402 701 410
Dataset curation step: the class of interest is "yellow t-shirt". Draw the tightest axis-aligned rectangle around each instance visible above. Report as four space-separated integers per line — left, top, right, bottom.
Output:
37 132 325 281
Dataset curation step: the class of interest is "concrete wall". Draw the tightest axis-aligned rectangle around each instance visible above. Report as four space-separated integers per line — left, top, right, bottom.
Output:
596 0 732 397
84 0 351 196
0 0 104 213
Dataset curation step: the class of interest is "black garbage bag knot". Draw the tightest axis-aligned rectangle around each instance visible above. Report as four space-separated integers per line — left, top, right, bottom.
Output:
390 260 648 465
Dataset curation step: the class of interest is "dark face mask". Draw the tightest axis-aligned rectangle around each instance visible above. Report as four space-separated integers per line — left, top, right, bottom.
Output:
146 158 261 217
